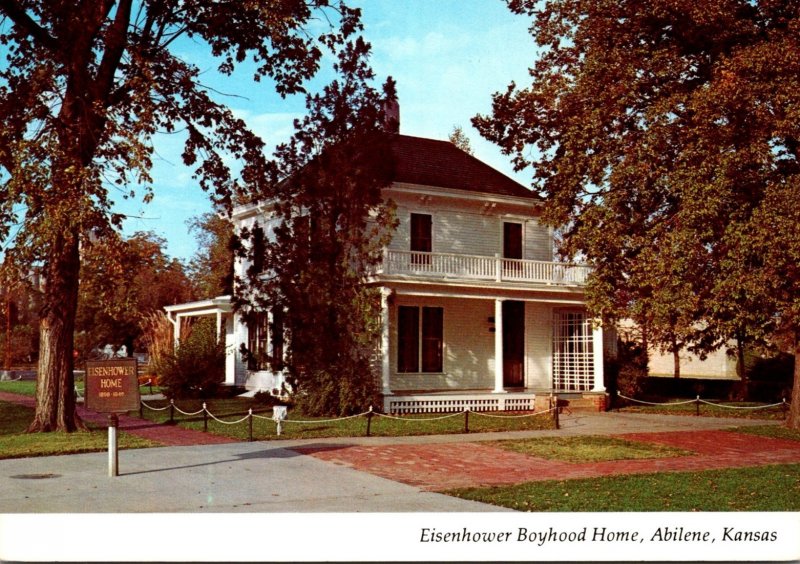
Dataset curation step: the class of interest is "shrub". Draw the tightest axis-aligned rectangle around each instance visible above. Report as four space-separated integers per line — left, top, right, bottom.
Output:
157 317 226 399
606 339 648 406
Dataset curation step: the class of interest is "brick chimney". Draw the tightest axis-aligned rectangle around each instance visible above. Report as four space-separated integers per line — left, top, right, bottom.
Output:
383 98 400 133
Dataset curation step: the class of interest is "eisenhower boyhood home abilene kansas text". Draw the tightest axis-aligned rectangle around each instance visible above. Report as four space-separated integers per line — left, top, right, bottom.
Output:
166 109 609 414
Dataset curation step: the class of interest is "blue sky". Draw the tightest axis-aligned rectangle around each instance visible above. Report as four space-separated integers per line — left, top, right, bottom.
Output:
120 0 538 261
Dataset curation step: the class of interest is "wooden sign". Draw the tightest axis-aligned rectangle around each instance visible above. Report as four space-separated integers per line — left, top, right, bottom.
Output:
84 359 141 413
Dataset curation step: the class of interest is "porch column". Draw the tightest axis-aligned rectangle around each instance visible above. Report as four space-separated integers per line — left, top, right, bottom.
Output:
380 288 392 395
215 311 223 341
166 313 180 349
592 321 605 392
493 299 505 393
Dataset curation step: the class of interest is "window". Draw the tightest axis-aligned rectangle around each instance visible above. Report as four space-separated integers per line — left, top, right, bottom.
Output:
246 310 284 371
246 312 269 371
410 213 432 266
397 305 443 373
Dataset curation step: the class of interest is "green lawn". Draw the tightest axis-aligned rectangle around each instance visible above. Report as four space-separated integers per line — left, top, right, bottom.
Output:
494 435 692 462
0 380 37 396
0 400 160 459
446 464 800 511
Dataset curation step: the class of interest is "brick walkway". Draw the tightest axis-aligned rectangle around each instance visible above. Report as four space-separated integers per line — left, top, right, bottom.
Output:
0 391 235 446
292 430 800 491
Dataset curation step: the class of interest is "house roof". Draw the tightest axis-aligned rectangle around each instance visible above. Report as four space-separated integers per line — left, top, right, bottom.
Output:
391 134 538 201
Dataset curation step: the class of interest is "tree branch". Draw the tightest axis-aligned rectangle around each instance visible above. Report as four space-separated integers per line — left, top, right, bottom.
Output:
0 0 58 51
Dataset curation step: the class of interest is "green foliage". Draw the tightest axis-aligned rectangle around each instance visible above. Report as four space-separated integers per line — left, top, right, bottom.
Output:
76 231 195 360
0 1 366 431
448 125 474 155
187 211 235 299
0 324 37 365
236 43 398 416
606 339 649 403
157 318 226 400
477 0 800 425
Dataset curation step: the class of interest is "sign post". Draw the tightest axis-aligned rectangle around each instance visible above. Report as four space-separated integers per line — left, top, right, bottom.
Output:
85 359 140 477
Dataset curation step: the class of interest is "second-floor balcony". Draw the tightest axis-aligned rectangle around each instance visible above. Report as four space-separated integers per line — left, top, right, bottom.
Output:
377 250 590 286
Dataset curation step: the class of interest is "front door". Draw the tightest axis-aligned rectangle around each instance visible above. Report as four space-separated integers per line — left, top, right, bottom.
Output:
503 300 525 387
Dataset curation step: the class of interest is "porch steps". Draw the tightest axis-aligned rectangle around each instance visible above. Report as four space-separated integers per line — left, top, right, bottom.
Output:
556 393 608 413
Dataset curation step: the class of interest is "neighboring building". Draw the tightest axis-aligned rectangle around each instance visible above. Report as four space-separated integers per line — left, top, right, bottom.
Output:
611 322 740 380
165 127 604 413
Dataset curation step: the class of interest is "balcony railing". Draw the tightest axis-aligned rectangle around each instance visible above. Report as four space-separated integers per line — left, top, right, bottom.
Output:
377 250 590 286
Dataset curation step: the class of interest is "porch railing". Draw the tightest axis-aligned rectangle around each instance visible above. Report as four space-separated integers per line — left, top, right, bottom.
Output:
377 250 590 285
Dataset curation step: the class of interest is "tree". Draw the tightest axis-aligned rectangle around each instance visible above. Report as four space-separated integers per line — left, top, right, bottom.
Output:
76 231 195 360
475 0 800 427
0 1 364 432
187 210 235 299
235 47 397 416
448 125 474 155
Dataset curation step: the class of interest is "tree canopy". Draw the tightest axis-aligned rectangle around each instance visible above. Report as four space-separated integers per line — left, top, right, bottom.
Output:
234 47 397 416
187 211 235 300
0 0 364 431
76 230 195 360
475 0 800 426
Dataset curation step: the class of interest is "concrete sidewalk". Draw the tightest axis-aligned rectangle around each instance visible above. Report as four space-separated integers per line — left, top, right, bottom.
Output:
0 440 509 513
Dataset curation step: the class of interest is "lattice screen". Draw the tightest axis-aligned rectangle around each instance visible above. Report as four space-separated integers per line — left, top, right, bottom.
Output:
552 310 595 391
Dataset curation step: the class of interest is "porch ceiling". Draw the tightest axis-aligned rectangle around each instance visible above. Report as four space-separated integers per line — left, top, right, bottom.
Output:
377 281 586 305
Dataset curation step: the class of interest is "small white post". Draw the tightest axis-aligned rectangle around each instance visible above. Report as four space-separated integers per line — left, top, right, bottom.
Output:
108 414 119 477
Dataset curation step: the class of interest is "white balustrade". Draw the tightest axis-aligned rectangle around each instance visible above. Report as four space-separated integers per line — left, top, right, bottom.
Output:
381 250 589 285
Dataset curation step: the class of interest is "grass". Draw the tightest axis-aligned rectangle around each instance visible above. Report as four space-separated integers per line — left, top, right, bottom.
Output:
494 435 692 462
729 424 800 442
138 397 555 441
446 464 800 511
0 380 37 396
0 400 160 459
616 400 788 420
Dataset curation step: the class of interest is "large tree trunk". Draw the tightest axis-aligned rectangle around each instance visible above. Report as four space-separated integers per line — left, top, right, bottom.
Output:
788 334 800 430
27 231 85 433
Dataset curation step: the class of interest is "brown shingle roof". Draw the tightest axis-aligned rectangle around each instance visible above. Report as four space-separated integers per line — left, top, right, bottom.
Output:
390 134 538 200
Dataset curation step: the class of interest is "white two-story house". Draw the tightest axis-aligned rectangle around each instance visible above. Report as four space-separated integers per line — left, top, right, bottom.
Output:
165 131 605 413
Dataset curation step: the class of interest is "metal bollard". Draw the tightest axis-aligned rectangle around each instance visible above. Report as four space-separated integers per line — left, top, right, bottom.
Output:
248 409 254 442
108 414 119 477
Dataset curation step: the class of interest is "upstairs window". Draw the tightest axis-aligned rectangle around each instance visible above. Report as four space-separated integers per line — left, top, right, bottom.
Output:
410 213 432 266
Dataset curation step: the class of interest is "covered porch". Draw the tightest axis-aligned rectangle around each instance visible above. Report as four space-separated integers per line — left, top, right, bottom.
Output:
377 284 605 413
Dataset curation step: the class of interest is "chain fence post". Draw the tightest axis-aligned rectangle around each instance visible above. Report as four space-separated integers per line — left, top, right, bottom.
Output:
464 407 470 434
782 398 788 420
366 406 373 437
248 408 254 442
695 395 700 417
169 399 175 425
203 402 208 432
139 400 143 419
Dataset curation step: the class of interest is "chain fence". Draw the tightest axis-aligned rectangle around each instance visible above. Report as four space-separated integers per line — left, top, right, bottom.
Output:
616 393 790 419
138 399 559 440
